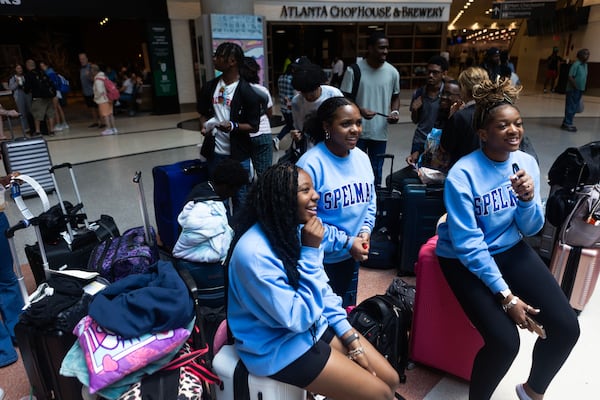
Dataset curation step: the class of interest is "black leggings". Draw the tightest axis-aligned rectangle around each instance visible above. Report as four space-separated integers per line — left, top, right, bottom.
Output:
439 240 580 400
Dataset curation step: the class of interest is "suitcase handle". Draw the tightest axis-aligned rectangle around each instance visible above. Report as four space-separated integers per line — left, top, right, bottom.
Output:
49 162 73 173
6 220 32 304
5 219 29 239
133 171 155 247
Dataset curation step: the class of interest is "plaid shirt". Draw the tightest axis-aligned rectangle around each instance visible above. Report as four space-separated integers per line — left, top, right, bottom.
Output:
277 73 294 115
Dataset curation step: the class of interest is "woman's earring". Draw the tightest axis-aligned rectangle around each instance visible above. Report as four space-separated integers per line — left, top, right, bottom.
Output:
325 130 330 140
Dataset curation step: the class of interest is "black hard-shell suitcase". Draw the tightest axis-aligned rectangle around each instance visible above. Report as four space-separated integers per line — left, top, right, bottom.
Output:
1 136 54 196
14 322 82 400
362 154 402 270
399 183 446 275
152 159 209 252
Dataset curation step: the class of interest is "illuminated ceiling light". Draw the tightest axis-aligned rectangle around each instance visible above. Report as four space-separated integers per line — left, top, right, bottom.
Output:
276 30 285 34
368 25 379 29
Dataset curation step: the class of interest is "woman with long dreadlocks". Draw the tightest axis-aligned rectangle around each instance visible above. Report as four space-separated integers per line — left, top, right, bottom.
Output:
227 163 400 400
436 78 580 400
296 96 374 308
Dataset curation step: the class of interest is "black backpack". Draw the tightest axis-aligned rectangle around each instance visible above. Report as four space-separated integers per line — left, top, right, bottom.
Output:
347 293 411 383
548 141 600 189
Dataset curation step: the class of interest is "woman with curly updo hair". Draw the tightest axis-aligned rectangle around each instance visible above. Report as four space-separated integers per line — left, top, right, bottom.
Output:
436 78 580 400
227 163 400 400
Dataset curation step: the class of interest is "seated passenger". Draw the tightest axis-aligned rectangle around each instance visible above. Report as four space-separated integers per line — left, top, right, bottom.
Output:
227 162 401 400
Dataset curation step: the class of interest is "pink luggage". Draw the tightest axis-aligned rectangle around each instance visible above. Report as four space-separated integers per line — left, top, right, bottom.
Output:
409 235 483 381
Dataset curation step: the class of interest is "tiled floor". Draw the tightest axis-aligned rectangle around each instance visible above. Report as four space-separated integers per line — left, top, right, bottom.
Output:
1 89 599 399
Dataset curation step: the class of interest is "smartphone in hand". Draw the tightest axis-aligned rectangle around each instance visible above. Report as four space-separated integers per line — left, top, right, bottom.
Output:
525 315 547 339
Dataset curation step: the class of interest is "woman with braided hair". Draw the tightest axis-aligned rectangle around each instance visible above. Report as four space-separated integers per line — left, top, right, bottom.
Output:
436 78 580 400
227 163 400 400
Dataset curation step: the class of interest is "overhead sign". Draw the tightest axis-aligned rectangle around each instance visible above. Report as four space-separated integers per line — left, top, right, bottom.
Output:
255 2 451 22
491 0 555 19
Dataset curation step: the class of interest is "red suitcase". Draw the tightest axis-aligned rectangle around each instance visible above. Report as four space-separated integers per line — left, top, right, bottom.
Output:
409 235 483 381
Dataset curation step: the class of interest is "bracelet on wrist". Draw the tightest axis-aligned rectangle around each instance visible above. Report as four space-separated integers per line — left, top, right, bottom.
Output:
343 236 350 250
342 332 360 347
347 347 364 361
502 296 519 312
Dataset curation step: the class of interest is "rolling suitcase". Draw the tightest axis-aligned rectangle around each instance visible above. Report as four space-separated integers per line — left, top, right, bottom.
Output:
362 154 402 270
152 159 209 252
1 125 54 196
14 322 83 400
8 220 84 400
549 243 600 313
22 164 119 285
213 345 306 400
399 183 446 275
410 236 483 381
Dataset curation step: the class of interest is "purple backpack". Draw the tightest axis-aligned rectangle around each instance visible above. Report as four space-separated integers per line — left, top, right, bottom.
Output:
88 226 159 282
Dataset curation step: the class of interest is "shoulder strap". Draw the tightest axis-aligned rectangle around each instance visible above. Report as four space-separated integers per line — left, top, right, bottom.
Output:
349 63 361 102
233 359 251 400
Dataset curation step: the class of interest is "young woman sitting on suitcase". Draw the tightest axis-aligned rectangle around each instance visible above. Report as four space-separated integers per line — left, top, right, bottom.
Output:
226 163 401 400
436 78 580 400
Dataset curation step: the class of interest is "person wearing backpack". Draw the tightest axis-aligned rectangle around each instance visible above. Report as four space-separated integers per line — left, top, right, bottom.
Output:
91 63 118 135
227 163 401 400
23 59 56 136
39 61 69 132
340 32 400 187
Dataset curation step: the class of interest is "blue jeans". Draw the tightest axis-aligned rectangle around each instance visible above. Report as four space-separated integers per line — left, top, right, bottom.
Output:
357 138 387 187
208 154 251 215
0 212 23 366
250 134 273 177
562 89 582 127
324 257 359 308
277 112 294 140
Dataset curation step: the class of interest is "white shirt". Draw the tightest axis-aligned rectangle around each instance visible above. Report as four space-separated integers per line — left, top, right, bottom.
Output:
211 79 239 156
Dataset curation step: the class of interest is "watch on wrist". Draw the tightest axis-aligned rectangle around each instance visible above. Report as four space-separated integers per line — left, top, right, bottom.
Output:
496 288 512 302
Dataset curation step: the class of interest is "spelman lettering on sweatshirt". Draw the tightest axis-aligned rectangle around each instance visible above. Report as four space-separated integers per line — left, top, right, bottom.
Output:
474 184 518 216
323 182 374 210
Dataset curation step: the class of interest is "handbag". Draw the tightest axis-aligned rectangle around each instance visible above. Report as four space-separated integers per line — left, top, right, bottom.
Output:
200 133 216 159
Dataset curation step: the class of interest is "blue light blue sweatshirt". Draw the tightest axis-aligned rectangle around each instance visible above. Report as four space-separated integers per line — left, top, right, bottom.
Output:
436 149 544 294
296 142 376 263
228 223 353 376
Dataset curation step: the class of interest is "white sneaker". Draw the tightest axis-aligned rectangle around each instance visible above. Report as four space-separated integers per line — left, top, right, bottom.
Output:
54 124 63 132
112 128 118 134
101 128 115 135
62 123 70 130
272 137 280 151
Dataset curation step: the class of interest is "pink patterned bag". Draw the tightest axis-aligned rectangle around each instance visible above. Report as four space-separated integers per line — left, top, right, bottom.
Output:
74 315 191 393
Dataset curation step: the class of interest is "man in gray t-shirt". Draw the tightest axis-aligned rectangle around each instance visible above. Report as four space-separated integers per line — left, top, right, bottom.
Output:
340 32 400 186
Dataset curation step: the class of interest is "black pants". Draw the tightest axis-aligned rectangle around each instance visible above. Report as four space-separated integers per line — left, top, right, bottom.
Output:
439 241 579 399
